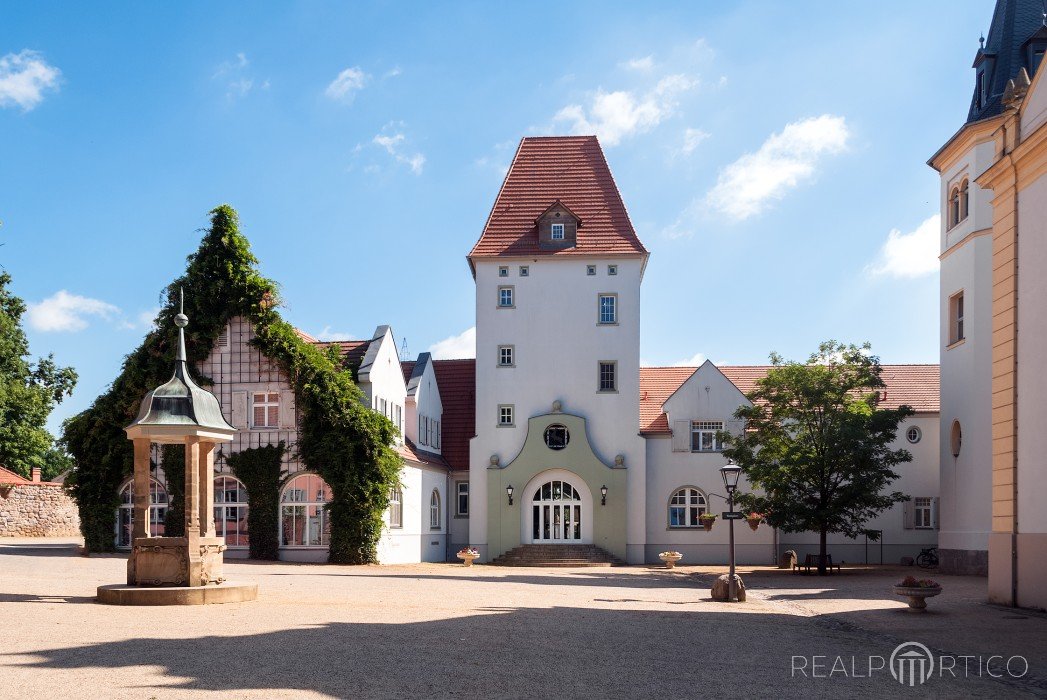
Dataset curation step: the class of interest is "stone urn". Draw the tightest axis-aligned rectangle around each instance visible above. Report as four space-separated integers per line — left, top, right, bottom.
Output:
457 550 479 567
893 585 941 612
658 552 682 569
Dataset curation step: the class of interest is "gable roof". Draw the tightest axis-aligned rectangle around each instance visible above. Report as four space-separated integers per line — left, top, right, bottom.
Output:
639 364 940 435
405 352 431 397
468 136 647 267
400 358 475 472
0 465 32 485
312 339 371 371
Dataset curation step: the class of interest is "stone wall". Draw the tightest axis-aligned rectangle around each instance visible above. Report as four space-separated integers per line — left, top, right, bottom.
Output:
0 484 81 537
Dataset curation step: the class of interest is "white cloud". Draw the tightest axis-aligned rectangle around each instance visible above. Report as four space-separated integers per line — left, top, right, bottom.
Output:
213 53 265 100
326 67 369 103
315 325 355 341
553 73 697 146
0 50 60 111
27 291 120 332
705 114 850 221
372 127 425 175
672 352 707 367
622 56 654 72
678 127 710 156
383 67 402 79
867 214 940 279
428 327 475 359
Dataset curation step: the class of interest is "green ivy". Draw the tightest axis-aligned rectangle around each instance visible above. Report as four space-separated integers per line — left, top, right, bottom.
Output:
228 443 283 560
161 444 185 538
64 205 401 562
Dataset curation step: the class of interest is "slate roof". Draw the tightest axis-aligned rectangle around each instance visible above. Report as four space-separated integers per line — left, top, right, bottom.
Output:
968 0 1047 123
468 136 647 265
639 364 940 435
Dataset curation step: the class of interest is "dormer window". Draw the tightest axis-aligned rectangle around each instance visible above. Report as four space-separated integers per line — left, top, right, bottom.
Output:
551 223 565 240
537 201 580 249
977 70 986 110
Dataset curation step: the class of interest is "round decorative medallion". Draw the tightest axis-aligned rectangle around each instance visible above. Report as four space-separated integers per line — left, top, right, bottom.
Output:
544 424 570 450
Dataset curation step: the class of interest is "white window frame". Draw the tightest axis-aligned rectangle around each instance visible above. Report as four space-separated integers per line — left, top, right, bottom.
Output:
280 473 330 548
914 497 934 529
430 489 441 530
498 404 514 427
389 487 403 529
455 481 469 517
906 426 922 444
498 345 515 367
598 361 617 392
214 475 249 549
551 223 565 240
252 392 280 429
668 487 708 528
691 420 725 452
598 294 617 325
949 292 965 345
498 285 514 308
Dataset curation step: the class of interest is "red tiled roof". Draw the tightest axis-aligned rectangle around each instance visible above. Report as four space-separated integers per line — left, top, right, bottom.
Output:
431 359 475 472
468 136 647 262
639 364 940 435
401 360 415 385
312 339 370 369
0 466 32 485
396 440 449 470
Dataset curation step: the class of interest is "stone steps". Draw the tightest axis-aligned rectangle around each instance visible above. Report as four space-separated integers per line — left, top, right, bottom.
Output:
491 544 625 567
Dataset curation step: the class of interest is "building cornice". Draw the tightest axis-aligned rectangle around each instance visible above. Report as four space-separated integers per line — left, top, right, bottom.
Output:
939 228 994 261
928 115 1005 173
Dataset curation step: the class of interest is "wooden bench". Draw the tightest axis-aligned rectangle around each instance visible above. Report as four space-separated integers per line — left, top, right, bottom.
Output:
793 553 842 574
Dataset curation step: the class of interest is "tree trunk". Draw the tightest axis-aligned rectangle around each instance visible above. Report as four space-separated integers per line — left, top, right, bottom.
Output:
818 527 828 576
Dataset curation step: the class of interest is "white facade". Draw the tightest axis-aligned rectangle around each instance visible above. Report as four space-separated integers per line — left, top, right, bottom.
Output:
469 256 647 562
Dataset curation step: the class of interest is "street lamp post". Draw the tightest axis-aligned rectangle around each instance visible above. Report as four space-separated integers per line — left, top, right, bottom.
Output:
719 460 743 602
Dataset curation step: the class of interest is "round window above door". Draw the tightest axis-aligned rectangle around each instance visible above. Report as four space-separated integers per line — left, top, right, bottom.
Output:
544 424 570 450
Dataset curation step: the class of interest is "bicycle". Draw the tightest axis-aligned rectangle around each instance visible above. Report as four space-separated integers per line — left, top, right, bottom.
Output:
916 547 939 569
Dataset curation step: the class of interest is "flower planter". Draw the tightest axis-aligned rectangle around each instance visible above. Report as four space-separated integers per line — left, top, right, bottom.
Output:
893 585 941 612
700 519 715 532
658 553 682 569
746 519 761 532
457 552 479 567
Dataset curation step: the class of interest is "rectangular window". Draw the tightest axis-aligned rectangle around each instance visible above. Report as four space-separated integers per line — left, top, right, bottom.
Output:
252 392 280 428
217 325 230 351
498 345 514 366
598 361 617 392
380 398 387 417
389 488 403 528
498 286 514 307
418 415 424 445
598 294 617 324
499 266 509 277
950 292 965 345
498 404 514 426
519 266 529 277
551 223 565 240
587 265 596 276
456 481 469 516
395 404 402 432
914 497 933 529
691 421 725 452
608 264 617 276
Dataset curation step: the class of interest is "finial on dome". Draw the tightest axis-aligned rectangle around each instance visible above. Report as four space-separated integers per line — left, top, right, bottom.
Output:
175 287 188 363
979 33 985 49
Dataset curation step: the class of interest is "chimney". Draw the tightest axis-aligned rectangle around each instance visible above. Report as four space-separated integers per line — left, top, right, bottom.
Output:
31 467 41 483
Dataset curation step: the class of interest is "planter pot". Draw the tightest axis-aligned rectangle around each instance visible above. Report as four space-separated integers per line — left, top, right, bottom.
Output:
893 585 941 612
659 554 682 569
457 553 479 567
701 520 715 532
747 519 761 532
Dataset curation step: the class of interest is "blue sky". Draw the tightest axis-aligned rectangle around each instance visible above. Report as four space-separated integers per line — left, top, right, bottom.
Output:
2 1 989 432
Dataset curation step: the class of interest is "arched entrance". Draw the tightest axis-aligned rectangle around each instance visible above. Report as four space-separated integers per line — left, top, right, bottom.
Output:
523 470 592 544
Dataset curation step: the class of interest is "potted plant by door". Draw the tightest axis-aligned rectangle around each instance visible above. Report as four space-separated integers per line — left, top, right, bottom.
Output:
658 551 683 569
745 512 764 532
457 547 480 567
893 576 942 612
699 513 717 531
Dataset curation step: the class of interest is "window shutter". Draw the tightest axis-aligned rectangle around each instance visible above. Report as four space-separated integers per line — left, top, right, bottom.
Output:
672 420 691 452
279 390 295 429
932 497 940 530
231 391 248 429
902 500 914 530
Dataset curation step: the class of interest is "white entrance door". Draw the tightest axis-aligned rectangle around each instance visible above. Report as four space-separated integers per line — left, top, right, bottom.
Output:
531 479 583 543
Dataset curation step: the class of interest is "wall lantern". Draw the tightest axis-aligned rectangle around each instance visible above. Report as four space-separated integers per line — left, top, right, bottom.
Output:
506 484 514 506
600 484 608 506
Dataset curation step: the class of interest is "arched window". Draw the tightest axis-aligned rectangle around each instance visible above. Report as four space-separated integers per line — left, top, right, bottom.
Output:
951 421 962 458
389 487 403 528
959 179 970 221
214 475 249 548
948 187 960 228
280 473 331 547
115 478 168 548
668 487 708 528
430 489 441 529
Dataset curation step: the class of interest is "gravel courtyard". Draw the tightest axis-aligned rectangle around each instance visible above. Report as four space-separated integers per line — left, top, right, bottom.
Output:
2 539 1046 699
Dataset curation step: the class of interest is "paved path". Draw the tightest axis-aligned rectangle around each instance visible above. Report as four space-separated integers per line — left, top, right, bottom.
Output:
1 538 1045 698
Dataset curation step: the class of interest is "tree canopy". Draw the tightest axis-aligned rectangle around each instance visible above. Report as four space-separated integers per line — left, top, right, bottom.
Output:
0 271 77 480
726 341 913 575
64 205 401 561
